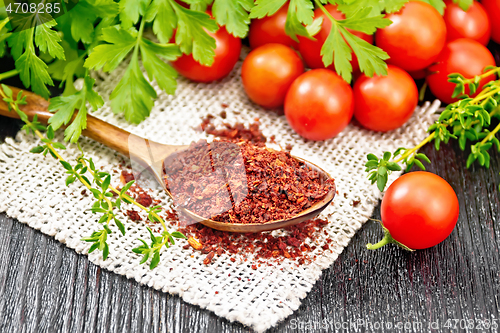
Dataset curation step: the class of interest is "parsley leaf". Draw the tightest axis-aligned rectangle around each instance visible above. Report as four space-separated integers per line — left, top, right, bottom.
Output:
317 3 390 82
285 0 315 41
341 27 389 77
48 77 104 142
249 0 287 19
139 39 180 94
212 0 253 38
171 2 218 66
8 29 54 98
110 58 157 124
84 26 137 72
322 21 353 81
120 0 151 28
47 40 86 95
340 8 391 34
67 0 120 44
35 20 65 60
145 0 176 43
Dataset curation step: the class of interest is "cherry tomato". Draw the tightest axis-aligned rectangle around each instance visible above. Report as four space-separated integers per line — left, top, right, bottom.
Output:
241 44 304 109
481 0 500 44
375 1 446 72
426 38 496 104
248 3 299 50
297 4 373 73
284 69 354 141
171 26 241 82
379 171 459 250
353 65 418 132
443 0 491 45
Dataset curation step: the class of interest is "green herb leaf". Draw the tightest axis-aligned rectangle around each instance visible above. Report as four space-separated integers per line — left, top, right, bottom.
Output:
212 0 253 38
110 58 156 124
84 26 137 72
34 20 65 60
171 2 218 66
139 39 180 94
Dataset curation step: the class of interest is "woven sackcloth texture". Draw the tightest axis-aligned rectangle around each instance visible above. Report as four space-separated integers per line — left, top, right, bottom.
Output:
0 50 439 332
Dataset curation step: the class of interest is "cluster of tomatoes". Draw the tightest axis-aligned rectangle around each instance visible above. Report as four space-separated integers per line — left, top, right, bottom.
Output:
170 0 499 143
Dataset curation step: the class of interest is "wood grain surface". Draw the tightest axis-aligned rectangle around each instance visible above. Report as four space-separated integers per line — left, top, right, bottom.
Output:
1 113 500 333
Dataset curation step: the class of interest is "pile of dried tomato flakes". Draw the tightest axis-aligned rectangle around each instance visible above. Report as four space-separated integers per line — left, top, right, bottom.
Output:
115 114 336 266
164 115 335 224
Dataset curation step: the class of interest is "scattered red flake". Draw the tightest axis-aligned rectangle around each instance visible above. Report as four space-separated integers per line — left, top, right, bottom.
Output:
352 200 360 207
251 265 257 270
221 103 229 108
285 143 293 151
220 110 227 119
136 192 153 207
126 210 141 222
215 291 219 294
81 189 88 196
203 251 215 265
120 170 134 184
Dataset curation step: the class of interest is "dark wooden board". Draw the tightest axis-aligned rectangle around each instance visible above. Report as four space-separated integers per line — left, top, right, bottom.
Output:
1 116 500 333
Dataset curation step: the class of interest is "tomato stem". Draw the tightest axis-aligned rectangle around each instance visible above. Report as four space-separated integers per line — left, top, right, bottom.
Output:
366 220 415 251
366 232 392 250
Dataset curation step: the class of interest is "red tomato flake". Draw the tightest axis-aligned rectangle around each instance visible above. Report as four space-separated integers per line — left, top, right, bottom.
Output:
126 210 141 222
120 170 134 184
136 192 153 207
251 265 257 270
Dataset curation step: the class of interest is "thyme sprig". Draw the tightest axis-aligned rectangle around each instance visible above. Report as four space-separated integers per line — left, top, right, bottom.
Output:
365 67 500 192
0 85 186 269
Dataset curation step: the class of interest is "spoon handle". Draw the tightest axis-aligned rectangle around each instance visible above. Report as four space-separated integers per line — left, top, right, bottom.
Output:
0 85 144 159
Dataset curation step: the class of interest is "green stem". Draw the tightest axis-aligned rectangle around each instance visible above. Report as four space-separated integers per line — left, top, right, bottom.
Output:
132 18 146 61
481 122 500 144
0 69 20 82
366 233 392 250
393 132 436 163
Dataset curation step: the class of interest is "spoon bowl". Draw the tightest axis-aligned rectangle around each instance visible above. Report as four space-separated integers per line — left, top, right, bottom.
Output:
0 86 336 232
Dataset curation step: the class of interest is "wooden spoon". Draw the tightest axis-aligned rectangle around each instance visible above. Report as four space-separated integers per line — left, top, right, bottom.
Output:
0 86 335 232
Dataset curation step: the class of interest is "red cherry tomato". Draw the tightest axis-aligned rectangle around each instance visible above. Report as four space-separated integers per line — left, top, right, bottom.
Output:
426 38 496 104
353 65 418 132
284 69 354 141
297 4 373 73
443 0 491 45
171 27 241 82
379 171 459 250
248 3 299 50
241 44 304 109
481 0 500 44
376 1 446 72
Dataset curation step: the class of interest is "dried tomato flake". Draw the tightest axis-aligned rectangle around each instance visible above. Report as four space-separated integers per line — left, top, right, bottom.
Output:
203 251 215 265
120 170 134 184
126 210 141 222
136 192 153 207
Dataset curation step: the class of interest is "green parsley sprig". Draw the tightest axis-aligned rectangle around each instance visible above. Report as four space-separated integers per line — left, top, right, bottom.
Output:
0 84 186 269
365 67 500 192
